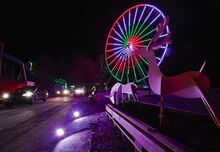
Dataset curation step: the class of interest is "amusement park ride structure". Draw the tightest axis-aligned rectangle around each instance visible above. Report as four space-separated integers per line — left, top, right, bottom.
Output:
105 4 169 83
0 45 34 102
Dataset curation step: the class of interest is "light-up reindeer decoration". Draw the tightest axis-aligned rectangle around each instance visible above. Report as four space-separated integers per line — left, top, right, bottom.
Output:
109 82 139 106
133 16 220 128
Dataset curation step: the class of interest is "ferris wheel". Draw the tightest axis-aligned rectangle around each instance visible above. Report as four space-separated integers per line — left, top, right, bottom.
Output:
105 4 170 83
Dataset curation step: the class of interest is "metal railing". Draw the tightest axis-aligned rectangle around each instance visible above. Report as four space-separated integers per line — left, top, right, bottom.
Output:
106 104 191 152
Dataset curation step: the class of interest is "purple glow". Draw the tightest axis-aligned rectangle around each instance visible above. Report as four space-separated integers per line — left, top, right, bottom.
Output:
56 128 64 136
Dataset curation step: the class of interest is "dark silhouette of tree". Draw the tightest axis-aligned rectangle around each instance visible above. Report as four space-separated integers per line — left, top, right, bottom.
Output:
70 55 102 87
98 54 109 78
35 54 57 87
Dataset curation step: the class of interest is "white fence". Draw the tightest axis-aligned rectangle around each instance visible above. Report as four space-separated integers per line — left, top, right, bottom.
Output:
106 104 191 152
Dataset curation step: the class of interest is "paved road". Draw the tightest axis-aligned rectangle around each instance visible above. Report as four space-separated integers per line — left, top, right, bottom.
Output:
1 89 219 152
0 93 133 152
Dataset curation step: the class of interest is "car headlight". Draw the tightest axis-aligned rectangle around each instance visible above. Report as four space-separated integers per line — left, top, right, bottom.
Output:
56 91 61 95
22 91 34 97
63 89 70 95
2 93 10 99
75 88 85 94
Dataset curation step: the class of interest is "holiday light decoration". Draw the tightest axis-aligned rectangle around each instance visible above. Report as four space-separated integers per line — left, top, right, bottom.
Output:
105 4 169 82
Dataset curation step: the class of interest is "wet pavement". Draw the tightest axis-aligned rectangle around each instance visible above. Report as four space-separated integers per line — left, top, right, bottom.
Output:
0 88 219 152
0 93 133 152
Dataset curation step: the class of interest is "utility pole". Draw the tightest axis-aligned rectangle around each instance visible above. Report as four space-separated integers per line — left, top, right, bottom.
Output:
0 41 4 77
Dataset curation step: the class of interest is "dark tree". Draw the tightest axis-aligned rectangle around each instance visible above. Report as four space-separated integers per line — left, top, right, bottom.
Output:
69 55 102 87
35 54 57 87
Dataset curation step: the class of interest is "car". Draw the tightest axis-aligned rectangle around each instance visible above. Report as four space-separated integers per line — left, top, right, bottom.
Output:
72 86 86 97
3 86 48 106
56 89 70 96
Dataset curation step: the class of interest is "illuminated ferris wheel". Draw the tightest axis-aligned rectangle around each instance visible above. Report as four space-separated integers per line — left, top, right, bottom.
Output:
105 4 170 83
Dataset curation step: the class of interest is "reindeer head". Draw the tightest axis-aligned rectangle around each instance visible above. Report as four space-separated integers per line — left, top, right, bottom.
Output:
133 16 171 59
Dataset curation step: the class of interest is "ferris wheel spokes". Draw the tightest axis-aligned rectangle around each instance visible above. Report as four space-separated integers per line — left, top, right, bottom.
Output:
105 4 169 83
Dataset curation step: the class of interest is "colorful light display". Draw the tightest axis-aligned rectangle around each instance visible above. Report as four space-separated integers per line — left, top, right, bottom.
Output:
105 4 169 83
54 78 66 84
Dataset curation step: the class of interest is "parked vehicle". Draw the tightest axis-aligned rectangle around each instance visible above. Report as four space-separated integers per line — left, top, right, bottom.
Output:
3 86 48 106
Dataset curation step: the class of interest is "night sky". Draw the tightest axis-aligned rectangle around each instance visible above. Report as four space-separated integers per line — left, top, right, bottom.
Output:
1 0 220 86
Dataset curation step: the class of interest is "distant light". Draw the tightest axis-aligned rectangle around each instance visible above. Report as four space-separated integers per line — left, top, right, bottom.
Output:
2 93 9 99
56 128 64 136
57 91 61 94
70 85 75 88
73 111 80 117
63 89 69 95
75 88 85 94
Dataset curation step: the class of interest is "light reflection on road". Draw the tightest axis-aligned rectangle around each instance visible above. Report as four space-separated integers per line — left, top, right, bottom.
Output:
53 130 92 152
48 96 72 102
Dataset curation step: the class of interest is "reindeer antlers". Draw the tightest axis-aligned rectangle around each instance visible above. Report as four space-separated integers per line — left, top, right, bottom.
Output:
151 16 169 42
132 16 171 57
148 16 172 51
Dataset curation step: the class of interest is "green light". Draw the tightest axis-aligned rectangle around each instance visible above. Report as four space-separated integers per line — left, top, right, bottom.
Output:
131 57 138 82
54 78 66 84
139 29 156 40
120 61 126 81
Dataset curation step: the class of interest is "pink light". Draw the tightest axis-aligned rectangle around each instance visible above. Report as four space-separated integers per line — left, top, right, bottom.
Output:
120 61 127 80
127 57 130 73
112 56 123 72
116 58 124 75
